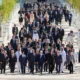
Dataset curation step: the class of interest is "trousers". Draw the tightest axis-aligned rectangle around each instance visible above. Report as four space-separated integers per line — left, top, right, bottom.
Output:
17 61 21 72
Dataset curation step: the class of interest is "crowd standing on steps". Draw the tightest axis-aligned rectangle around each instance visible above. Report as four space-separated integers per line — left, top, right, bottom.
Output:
0 1 79 74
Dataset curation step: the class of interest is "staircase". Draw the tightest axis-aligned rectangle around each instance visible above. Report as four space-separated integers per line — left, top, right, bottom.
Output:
0 0 79 52
0 3 20 46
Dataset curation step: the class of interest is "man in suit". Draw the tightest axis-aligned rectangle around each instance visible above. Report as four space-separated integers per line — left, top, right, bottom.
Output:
59 26 64 42
9 49 17 73
38 50 45 74
44 48 49 72
53 29 59 45
0 51 3 73
63 7 69 22
67 51 75 74
10 36 16 50
35 49 39 72
48 49 55 73
5 43 12 59
12 24 18 35
19 28 25 42
0 50 8 74
68 12 72 26
55 50 62 73
28 49 35 74
19 50 27 74
54 9 59 25
37 0 47 2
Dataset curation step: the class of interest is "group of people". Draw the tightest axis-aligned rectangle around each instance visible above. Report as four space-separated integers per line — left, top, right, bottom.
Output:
0 1 78 75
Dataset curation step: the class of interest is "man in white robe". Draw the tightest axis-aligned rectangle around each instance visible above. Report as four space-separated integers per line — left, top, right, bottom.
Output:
60 47 66 73
72 49 78 71
15 45 22 72
32 30 39 41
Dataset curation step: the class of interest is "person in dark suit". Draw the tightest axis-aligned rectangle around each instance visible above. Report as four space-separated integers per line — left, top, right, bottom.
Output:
5 43 12 59
67 51 75 74
44 48 49 72
48 49 55 73
79 50 80 63
0 53 2 74
38 50 45 74
53 29 59 45
35 49 39 72
9 49 17 73
19 15 23 25
19 51 27 74
0 50 8 74
49 10 53 23
59 26 64 42
28 49 35 74
10 36 16 50
63 7 69 22
56 39 61 50
19 28 25 42
38 0 46 2
23 1 28 10
54 9 59 25
22 46 28 56
0 50 4 73
68 12 72 26
55 50 62 73
12 24 18 35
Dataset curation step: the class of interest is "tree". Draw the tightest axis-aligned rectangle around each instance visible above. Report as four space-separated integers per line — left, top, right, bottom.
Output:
0 0 18 21
68 0 80 11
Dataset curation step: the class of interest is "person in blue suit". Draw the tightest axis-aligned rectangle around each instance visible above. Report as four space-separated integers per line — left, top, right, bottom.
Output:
38 50 45 74
55 50 62 74
28 49 35 74
19 50 27 74
68 12 72 26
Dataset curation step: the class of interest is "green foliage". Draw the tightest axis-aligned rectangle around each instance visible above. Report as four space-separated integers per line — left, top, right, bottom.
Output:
68 0 80 11
0 0 18 21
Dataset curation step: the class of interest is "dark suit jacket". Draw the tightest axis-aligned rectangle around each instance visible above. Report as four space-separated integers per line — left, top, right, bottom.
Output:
55 54 62 64
38 54 45 65
35 54 39 63
10 39 16 50
12 27 18 34
59 29 64 38
28 53 35 64
9 55 17 66
48 53 55 64
22 47 28 56
1 54 8 65
0 53 3 62
19 55 27 66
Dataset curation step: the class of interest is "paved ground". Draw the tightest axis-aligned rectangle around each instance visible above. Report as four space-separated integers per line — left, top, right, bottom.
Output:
0 63 80 80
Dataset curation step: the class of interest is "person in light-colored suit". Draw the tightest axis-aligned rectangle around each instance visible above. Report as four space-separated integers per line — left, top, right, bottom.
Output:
15 44 22 72
60 47 66 73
